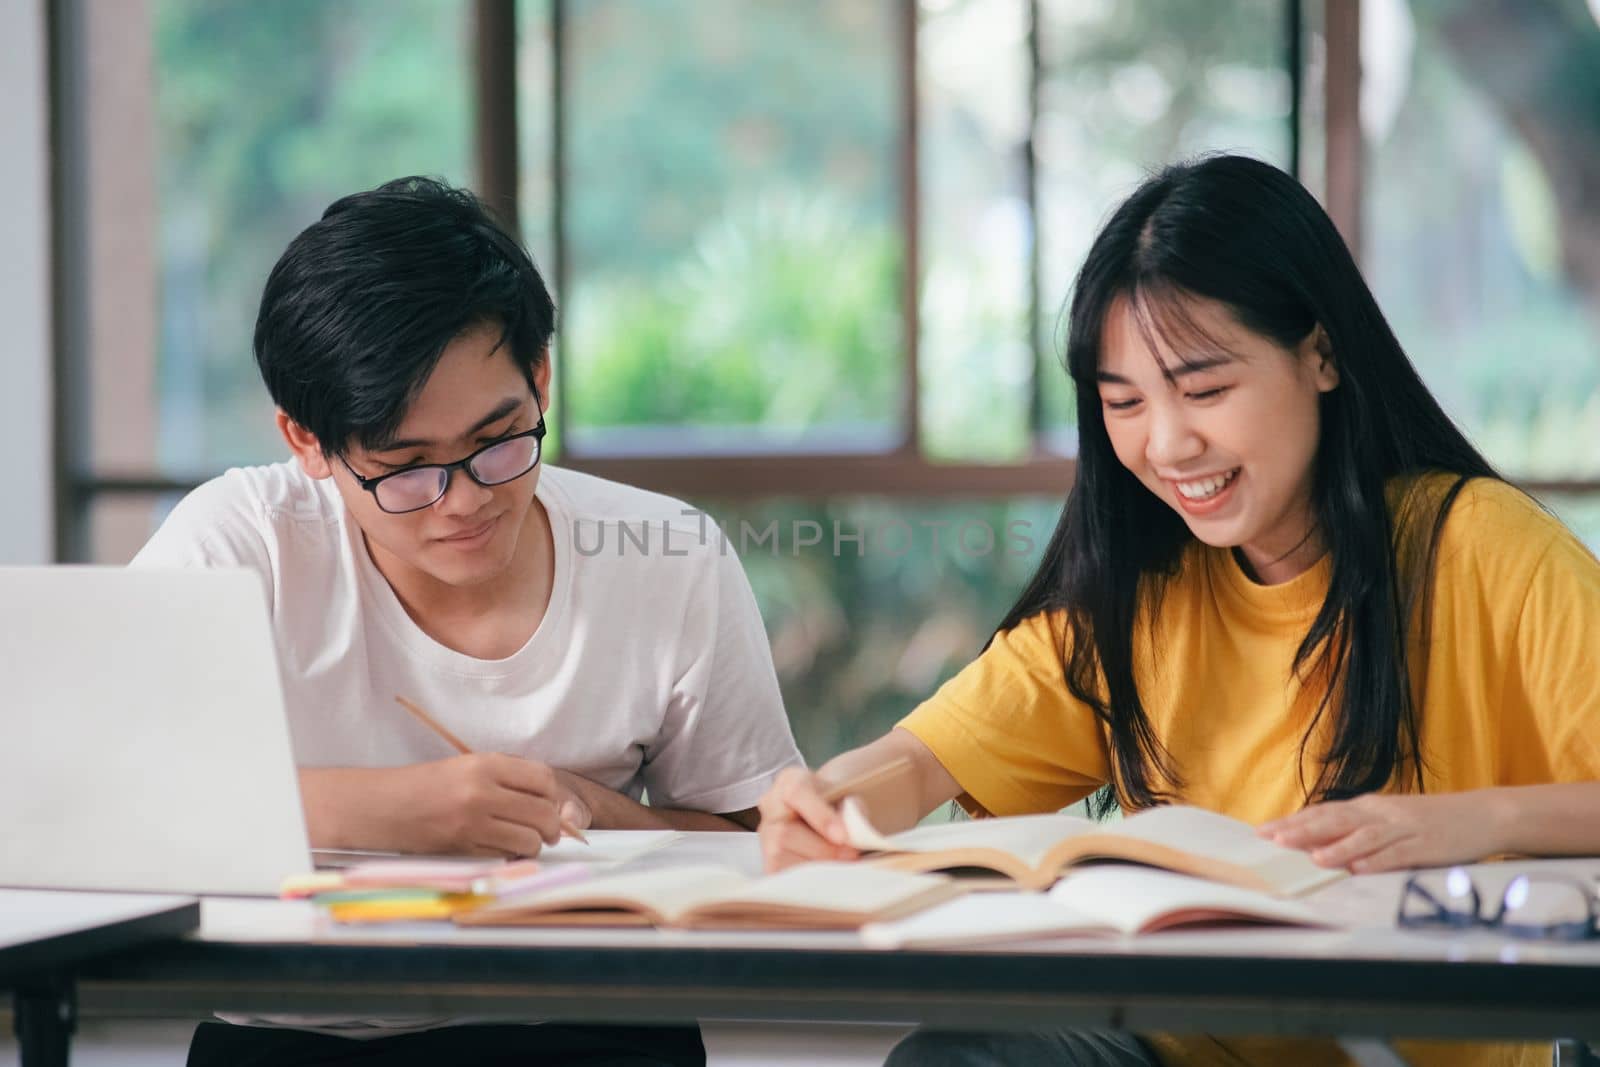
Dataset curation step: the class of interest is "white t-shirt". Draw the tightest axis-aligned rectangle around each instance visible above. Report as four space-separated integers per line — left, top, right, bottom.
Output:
132 461 804 1037
132 461 803 814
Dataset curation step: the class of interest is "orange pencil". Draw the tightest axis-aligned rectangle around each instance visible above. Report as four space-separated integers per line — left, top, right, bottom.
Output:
395 695 589 845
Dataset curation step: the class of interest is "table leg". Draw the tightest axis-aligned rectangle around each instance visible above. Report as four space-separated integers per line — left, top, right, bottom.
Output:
1556 1040 1600 1066
13 978 76 1067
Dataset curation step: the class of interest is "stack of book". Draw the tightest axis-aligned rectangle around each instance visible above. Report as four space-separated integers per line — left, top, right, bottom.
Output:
281 858 591 923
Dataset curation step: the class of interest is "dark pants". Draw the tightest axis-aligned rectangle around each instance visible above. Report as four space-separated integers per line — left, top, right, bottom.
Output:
885 1027 1159 1067
187 1021 705 1067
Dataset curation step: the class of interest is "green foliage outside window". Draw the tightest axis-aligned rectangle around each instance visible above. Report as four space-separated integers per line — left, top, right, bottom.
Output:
145 0 1600 761
568 192 901 441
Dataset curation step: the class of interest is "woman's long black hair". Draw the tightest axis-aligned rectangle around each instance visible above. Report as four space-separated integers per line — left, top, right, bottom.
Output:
1001 155 1500 815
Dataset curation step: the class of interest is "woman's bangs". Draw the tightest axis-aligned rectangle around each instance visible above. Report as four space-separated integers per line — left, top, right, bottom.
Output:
1125 282 1242 380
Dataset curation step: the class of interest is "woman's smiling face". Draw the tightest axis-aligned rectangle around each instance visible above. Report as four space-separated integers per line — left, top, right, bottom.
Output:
1095 292 1340 584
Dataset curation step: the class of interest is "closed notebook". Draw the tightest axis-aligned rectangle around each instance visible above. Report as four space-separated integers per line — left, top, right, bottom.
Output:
842 802 1342 896
861 866 1334 948
282 858 559 924
339 859 544 894
323 892 491 924
455 862 964 930
281 859 545 899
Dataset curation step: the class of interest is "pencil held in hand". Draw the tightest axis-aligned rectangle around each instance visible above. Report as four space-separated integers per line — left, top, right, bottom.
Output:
394 695 589 845
394 695 472 755
820 756 916 805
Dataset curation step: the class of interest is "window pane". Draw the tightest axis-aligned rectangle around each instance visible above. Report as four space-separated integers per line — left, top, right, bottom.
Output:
1035 0 1293 448
1364 1 1600 478
87 493 183 565
1296 0 1328 205
918 0 1033 462
695 496 1058 762
561 0 904 453
144 0 473 477
516 0 556 291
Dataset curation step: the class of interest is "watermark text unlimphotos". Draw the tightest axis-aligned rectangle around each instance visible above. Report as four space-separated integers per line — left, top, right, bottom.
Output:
572 509 1037 559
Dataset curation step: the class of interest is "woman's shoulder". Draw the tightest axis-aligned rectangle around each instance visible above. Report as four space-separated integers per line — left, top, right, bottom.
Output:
1397 471 1588 582
995 606 1071 658
1399 471 1549 533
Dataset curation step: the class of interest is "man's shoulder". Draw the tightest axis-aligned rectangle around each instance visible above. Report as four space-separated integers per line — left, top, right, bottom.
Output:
179 461 340 527
135 461 342 568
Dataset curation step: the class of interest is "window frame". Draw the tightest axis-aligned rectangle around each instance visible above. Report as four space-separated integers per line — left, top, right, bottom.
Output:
56 0 1586 560
538 0 1302 496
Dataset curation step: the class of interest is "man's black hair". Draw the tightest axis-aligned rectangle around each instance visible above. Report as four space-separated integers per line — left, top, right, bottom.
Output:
253 176 555 456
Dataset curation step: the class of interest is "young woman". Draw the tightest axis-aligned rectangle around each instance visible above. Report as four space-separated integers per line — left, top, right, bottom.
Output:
757 155 1600 1067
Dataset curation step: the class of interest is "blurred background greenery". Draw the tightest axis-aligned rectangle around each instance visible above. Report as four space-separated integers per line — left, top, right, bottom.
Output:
98 0 1600 763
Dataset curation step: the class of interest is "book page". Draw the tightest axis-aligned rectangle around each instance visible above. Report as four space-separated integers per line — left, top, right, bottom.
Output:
860 892 1110 949
532 830 685 867
692 863 955 919
465 864 746 925
842 804 1096 868
1049 866 1330 935
1108 806 1284 863
1098 806 1341 896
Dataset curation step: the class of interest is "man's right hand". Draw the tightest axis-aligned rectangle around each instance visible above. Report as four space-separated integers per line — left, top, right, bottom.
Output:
299 753 589 857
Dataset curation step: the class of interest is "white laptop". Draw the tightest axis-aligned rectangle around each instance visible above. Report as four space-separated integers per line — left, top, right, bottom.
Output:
0 566 311 895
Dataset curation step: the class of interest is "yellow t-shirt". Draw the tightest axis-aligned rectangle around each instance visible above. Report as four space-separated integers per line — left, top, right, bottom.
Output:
898 476 1600 1067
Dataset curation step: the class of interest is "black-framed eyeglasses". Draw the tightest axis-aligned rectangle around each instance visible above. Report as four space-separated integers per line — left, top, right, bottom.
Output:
1398 867 1600 942
340 418 547 514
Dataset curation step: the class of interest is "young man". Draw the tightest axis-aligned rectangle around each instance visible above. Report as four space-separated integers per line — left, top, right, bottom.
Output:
133 177 803 1066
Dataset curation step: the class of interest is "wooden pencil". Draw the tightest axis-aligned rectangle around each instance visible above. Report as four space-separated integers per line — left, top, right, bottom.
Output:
820 755 916 804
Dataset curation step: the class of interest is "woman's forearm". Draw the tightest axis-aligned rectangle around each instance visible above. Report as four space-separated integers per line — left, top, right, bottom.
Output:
1485 781 1600 856
814 727 961 834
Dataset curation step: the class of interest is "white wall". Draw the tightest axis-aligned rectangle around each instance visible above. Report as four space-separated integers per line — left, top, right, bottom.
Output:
0 0 53 563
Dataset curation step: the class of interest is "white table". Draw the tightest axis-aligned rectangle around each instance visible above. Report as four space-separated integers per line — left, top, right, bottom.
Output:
0 889 198 1067
67 836 1600 1065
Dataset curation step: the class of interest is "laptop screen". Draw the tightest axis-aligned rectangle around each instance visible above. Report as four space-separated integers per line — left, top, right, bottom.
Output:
0 566 311 895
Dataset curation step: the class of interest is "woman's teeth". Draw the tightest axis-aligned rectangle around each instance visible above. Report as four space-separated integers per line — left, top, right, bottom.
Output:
1176 469 1239 500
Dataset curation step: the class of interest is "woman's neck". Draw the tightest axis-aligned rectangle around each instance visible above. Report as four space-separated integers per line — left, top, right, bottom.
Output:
1234 520 1326 585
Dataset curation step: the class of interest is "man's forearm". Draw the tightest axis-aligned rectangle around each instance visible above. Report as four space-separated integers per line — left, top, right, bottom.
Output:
559 771 752 832
299 766 400 849
303 764 758 855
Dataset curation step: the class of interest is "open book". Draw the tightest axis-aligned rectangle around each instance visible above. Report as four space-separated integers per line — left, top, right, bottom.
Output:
860 866 1335 948
842 802 1343 896
455 862 964 930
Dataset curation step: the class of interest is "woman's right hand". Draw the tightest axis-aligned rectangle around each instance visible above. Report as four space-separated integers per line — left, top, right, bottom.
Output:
756 766 862 872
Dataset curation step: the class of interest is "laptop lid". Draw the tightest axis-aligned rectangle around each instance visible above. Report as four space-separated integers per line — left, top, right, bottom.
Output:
0 566 311 895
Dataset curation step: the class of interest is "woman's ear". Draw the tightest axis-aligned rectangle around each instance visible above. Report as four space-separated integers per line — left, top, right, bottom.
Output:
277 410 334 479
1308 324 1340 392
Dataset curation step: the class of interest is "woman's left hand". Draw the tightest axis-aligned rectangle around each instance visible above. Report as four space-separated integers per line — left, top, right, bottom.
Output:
1258 791 1508 873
